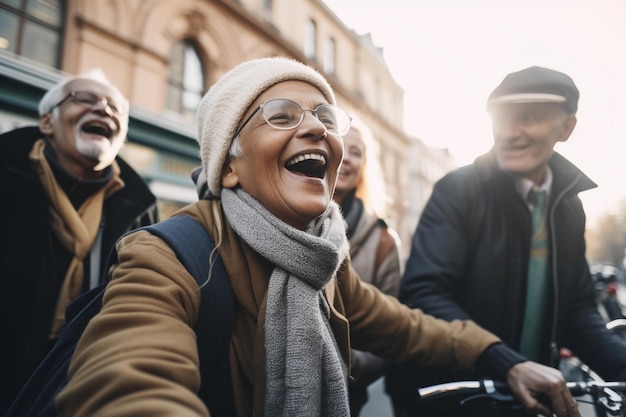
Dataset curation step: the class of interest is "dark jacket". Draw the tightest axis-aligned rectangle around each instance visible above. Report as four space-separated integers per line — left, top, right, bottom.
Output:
0 126 158 413
387 150 626 411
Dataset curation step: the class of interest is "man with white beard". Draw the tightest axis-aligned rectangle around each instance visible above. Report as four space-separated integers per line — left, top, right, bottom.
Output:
0 69 158 415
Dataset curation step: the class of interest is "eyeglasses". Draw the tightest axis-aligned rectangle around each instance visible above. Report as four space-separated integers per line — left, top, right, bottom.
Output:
51 91 128 116
233 98 352 138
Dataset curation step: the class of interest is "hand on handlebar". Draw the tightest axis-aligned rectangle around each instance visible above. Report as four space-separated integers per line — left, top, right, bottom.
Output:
506 361 581 417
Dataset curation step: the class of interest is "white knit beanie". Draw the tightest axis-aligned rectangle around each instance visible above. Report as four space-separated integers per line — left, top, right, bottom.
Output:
196 57 336 197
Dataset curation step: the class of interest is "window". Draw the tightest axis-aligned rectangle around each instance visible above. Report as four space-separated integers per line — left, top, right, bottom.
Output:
323 37 335 75
304 19 316 60
165 40 205 121
0 0 64 68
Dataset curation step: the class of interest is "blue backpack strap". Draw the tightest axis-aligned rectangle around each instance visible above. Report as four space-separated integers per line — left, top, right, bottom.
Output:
142 215 235 416
141 215 212 288
7 215 235 417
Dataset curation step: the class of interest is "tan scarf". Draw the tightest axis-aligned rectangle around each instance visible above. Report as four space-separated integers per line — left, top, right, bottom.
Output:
29 139 124 338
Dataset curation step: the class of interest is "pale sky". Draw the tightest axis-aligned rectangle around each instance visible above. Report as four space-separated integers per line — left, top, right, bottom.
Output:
322 0 626 226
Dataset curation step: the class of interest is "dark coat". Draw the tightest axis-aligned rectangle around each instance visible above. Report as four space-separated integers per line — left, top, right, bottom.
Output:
0 126 158 413
387 150 626 412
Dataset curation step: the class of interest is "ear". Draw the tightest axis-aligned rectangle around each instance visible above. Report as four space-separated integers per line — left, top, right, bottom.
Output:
39 113 54 136
558 115 577 143
221 157 240 189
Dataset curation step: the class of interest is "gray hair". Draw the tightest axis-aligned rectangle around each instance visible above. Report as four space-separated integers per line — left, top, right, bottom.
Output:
38 69 128 116
228 135 244 158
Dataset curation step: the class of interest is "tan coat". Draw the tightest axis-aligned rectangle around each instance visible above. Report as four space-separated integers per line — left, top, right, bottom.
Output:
56 199 500 417
348 207 402 297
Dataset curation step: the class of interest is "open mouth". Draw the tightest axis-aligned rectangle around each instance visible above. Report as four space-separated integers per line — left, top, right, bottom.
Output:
81 121 113 139
285 153 327 179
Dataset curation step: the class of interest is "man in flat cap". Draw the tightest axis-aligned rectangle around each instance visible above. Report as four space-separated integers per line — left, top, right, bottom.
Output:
386 66 626 416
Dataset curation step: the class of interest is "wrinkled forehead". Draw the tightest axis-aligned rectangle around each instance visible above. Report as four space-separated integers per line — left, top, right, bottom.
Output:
244 80 329 116
489 102 568 118
64 78 126 102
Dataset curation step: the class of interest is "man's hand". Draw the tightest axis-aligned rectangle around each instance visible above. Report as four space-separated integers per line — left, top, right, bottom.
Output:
506 361 580 417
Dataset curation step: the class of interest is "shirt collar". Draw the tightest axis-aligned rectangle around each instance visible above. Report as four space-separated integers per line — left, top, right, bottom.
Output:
515 167 553 205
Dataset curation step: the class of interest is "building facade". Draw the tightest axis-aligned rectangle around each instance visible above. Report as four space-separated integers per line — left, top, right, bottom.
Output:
1 0 453 253
406 136 457 237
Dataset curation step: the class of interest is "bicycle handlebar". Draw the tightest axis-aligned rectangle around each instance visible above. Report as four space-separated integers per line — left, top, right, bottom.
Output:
417 378 626 415
417 379 505 401
607 319 626 331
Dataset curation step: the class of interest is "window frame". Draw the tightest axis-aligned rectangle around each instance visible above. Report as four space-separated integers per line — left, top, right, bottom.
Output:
165 38 206 122
0 0 64 68
304 18 317 60
323 37 336 75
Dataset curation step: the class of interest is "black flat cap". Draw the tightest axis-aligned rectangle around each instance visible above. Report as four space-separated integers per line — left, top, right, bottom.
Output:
487 66 579 113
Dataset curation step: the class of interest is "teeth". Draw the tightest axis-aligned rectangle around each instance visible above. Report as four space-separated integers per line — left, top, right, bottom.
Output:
82 121 113 137
286 153 326 166
86 121 108 128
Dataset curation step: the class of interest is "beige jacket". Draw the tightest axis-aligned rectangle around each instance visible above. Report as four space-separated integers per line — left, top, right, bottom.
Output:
348 208 403 297
56 199 500 417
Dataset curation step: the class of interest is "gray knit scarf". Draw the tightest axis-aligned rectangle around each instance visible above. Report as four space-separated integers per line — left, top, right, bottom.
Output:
221 188 350 417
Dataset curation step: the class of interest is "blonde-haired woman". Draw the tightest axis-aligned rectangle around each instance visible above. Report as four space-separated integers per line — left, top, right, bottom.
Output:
333 119 403 415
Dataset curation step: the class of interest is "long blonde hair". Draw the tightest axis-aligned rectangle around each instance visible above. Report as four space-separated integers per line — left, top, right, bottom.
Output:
349 118 388 219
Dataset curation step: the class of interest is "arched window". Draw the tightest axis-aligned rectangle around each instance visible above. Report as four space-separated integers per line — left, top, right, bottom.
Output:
323 37 336 75
166 39 205 121
0 0 64 68
304 19 316 60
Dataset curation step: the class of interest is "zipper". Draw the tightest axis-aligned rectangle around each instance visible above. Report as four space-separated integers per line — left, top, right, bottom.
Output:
548 172 583 366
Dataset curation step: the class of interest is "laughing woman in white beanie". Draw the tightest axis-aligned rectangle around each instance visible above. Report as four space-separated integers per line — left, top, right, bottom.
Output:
56 57 579 417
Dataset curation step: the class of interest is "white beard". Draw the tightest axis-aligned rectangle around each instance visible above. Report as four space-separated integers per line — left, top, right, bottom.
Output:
73 128 124 169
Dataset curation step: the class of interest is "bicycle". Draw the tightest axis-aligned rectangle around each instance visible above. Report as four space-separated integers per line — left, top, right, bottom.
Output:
417 373 626 416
